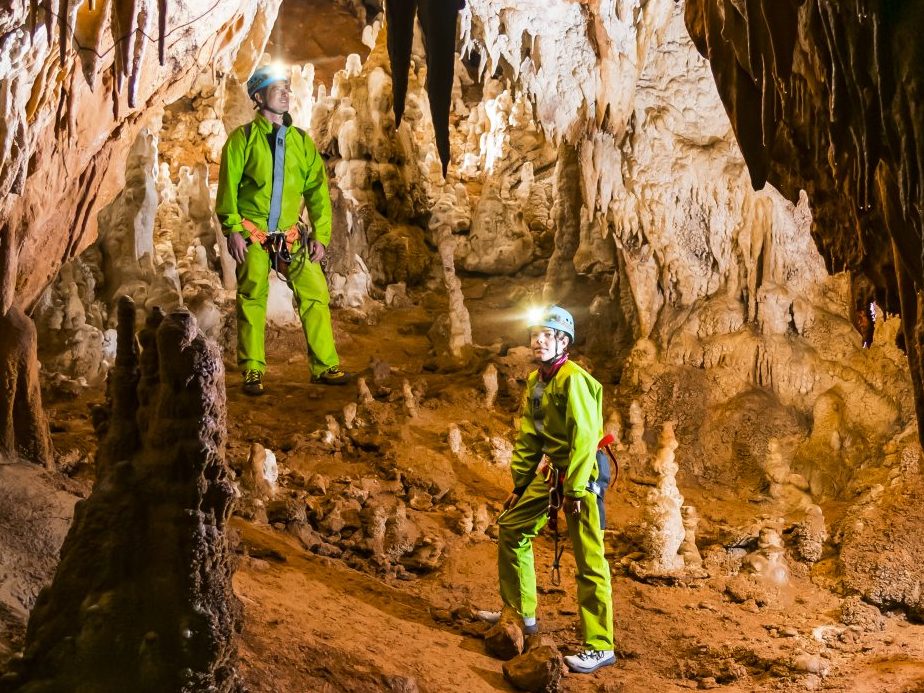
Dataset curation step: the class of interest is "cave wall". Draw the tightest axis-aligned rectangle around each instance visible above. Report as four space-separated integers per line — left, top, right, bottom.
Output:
0 0 282 463
0 0 281 314
683 0 924 437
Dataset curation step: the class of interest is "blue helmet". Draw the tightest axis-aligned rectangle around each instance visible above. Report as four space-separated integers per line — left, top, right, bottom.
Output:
246 64 288 99
528 305 575 342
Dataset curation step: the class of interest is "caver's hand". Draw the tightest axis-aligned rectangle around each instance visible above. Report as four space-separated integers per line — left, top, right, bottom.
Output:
227 232 247 264
563 496 582 516
308 239 326 263
502 492 521 511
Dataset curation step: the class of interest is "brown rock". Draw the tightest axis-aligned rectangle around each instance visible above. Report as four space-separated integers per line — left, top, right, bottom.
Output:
502 643 563 692
485 608 525 660
266 498 307 525
0 305 53 465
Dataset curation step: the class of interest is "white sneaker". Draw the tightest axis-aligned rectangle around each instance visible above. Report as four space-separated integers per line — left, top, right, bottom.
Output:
564 649 616 673
477 610 538 634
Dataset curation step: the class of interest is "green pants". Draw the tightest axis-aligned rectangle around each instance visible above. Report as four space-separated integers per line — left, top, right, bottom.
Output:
236 241 339 377
498 472 614 650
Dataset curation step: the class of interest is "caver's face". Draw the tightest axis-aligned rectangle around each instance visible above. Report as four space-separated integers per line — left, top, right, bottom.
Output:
530 327 568 363
260 80 290 113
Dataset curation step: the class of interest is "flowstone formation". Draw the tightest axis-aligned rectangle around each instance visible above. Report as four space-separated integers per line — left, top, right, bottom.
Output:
629 422 705 580
5 299 240 692
0 0 282 466
34 116 238 395
684 0 924 439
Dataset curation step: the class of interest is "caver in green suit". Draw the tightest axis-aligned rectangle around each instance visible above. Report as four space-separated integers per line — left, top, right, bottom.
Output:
216 111 339 379
498 327 614 654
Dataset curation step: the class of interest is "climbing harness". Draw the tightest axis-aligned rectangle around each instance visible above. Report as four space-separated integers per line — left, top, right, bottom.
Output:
241 219 311 281
545 435 619 586
545 462 567 586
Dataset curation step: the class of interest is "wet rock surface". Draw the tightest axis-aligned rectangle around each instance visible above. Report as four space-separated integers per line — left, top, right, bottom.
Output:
4 299 240 692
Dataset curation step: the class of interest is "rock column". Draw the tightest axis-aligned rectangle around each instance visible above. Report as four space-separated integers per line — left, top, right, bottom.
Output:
0 305 52 466
8 298 240 692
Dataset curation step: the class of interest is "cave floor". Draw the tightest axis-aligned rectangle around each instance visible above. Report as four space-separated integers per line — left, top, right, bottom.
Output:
33 276 924 692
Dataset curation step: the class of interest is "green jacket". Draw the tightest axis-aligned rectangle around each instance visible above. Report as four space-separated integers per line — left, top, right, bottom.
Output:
511 359 604 499
216 113 332 245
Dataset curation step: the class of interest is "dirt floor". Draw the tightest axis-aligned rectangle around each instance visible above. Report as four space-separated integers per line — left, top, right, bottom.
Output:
20 276 924 692
198 279 924 693
14 273 922 691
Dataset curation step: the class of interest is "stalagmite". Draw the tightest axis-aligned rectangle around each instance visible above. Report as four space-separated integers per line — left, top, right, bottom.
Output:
482 363 499 410
343 402 358 429
403 379 419 418
8 299 239 691
604 411 625 451
628 400 647 456
448 424 463 457
630 422 685 578
0 306 53 466
679 505 705 573
435 225 473 361
243 442 277 500
357 377 375 405
742 527 790 588
763 438 812 510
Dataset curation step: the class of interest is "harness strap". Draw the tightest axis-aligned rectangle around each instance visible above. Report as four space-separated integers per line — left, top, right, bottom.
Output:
267 124 288 232
241 219 300 248
547 467 566 586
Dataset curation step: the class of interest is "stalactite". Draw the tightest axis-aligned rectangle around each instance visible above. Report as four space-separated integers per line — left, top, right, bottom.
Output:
112 0 140 95
384 0 464 174
417 0 464 176
158 0 167 65
28 0 38 36
58 0 70 65
43 0 57 44
127 5 149 108
385 0 417 127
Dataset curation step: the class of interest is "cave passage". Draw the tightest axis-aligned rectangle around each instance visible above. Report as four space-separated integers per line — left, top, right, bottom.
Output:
0 0 923 691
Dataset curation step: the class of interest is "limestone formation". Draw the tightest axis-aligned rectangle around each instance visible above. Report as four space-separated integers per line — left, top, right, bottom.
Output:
679 506 704 573
435 226 474 362
762 438 812 510
0 307 52 466
243 443 278 501
357 377 375 405
402 379 419 419
8 298 240 691
630 423 688 578
482 363 499 410
685 1 924 440
791 505 828 565
745 528 790 588
628 401 647 457
1 0 282 316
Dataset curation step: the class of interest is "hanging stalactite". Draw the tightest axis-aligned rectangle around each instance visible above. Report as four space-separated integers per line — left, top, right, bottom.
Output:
384 0 464 176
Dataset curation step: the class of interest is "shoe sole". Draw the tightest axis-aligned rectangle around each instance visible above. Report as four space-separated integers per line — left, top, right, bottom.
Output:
242 387 265 396
565 655 616 673
312 379 351 386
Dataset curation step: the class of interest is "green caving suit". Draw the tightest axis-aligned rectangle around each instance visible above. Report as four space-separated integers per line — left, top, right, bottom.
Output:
499 359 614 651
216 113 339 377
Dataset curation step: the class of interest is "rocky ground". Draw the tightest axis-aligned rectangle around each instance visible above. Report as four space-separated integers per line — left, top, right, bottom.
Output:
13 276 924 692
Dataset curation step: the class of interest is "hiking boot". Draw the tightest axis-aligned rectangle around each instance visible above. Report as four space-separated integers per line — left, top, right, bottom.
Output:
242 369 264 396
476 610 537 634
564 649 616 673
312 366 352 385
476 610 502 624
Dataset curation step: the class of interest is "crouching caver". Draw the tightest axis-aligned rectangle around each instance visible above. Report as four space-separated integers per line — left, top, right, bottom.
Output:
489 305 615 674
